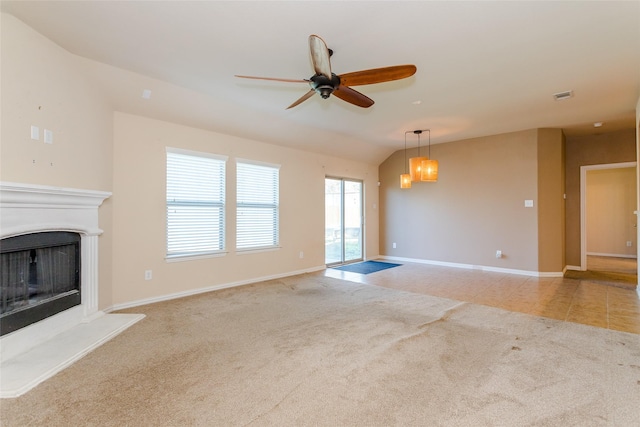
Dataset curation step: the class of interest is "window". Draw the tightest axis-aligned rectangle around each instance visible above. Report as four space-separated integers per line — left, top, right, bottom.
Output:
166 148 227 258
236 160 280 251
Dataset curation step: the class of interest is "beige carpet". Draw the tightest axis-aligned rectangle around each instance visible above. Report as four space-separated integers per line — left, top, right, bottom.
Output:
1 273 639 426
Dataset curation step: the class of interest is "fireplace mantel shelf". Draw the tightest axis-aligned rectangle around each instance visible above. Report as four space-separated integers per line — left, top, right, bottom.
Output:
0 181 111 208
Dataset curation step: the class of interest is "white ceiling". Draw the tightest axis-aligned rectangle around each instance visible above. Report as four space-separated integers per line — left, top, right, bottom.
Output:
3 1 639 165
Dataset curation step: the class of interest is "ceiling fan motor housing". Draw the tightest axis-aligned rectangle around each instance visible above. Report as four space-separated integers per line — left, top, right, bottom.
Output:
310 73 341 98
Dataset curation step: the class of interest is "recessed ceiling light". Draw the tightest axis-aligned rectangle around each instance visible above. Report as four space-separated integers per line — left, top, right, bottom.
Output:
412 100 422 105
142 89 152 99
553 90 573 101
593 122 603 128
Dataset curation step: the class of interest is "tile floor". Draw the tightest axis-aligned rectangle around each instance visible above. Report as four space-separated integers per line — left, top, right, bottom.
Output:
323 260 640 334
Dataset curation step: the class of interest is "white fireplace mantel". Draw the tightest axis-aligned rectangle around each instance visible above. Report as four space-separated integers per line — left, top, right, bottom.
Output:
0 181 111 361
0 181 111 238
0 182 144 398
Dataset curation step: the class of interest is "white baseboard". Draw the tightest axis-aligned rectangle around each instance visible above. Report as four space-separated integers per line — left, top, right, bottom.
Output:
586 252 637 259
565 265 583 271
378 256 564 278
107 265 326 312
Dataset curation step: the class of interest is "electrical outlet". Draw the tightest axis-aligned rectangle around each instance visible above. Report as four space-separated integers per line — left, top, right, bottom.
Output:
299 251 304 259
627 241 633 247
496 250 502 258
393 242 397 249
144 270 152 280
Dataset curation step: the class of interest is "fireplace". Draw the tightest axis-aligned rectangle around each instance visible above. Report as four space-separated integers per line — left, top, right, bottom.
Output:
0 182 111 362
1 231 82 336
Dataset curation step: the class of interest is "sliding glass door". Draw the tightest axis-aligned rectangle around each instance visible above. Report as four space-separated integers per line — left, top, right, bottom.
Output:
325 177 363 265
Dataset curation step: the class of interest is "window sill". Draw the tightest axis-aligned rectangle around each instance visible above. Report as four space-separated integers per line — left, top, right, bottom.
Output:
165 251 228 263
235 246 281 255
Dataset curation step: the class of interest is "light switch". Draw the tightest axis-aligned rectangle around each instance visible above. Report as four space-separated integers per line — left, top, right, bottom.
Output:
30 125 39 140
524 200 534 208
44 129 53 144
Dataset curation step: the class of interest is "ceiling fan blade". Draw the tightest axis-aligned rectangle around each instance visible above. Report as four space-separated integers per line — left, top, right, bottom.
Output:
309 35 332 79
339 65 417 86
333 85 374 108
286 89 316 109
235 75 308 83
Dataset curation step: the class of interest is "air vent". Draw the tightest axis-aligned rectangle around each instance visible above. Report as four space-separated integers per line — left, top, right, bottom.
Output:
553 90 573 101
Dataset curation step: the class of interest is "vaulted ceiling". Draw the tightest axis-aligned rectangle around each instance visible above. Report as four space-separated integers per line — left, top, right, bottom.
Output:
3 1 639 164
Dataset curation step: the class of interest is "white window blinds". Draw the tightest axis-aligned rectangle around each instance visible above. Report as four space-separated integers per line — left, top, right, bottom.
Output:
166 148 226 258
236 160 280 251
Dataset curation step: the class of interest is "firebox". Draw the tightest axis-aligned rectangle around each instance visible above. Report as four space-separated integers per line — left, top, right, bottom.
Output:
0 231 81 336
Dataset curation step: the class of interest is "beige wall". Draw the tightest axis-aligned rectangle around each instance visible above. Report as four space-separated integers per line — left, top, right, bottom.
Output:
1 13 116 308
586 167 637 257
111 113 379 306
537 129 565 272
564 129 636 266
2 13 379 310
379 129 554 273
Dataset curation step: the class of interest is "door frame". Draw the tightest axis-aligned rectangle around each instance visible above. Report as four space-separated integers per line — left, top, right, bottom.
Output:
580 161 637 270
325 176 364 266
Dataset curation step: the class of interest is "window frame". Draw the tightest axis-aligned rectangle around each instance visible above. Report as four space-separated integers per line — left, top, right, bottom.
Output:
235 158 281 253
165 147 228 261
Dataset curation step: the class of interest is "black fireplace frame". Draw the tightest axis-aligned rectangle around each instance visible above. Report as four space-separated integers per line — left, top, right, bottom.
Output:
0 231 81 336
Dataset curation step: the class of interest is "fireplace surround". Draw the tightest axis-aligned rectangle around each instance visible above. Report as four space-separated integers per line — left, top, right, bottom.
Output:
0 182 110 361
0 182 145 398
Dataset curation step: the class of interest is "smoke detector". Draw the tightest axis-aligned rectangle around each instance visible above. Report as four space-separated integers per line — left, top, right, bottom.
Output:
553 90 573 101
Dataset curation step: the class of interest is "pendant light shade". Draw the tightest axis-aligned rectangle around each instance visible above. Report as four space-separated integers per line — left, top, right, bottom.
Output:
420 159 438 182
420 129 438 182
409 156 429 181
408 130 427 182
400 173 412 188
400 131 411 189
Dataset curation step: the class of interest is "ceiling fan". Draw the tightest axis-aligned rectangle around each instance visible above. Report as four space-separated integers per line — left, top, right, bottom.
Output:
235 35 417 109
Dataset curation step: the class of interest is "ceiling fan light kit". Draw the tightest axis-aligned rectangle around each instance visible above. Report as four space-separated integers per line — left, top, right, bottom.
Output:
236 35 417 109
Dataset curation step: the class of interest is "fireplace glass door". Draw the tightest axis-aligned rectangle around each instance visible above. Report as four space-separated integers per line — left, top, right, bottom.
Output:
1 232 81 336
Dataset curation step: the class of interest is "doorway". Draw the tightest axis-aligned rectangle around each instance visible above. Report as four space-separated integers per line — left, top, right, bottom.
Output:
325 177 363 266
580 162 637 280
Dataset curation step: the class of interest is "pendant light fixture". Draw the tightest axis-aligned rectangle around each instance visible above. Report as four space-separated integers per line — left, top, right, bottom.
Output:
400 132 411 188
408 130 428 182
420 130 438 182
403 129 439 186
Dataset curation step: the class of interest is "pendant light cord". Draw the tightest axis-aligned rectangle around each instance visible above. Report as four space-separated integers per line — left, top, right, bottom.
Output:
404 133 408 173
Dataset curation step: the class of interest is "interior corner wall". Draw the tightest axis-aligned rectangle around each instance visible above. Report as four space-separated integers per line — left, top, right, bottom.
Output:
1 13 115 310
537 129 565 272
564 129 637 267
379 129 540 273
